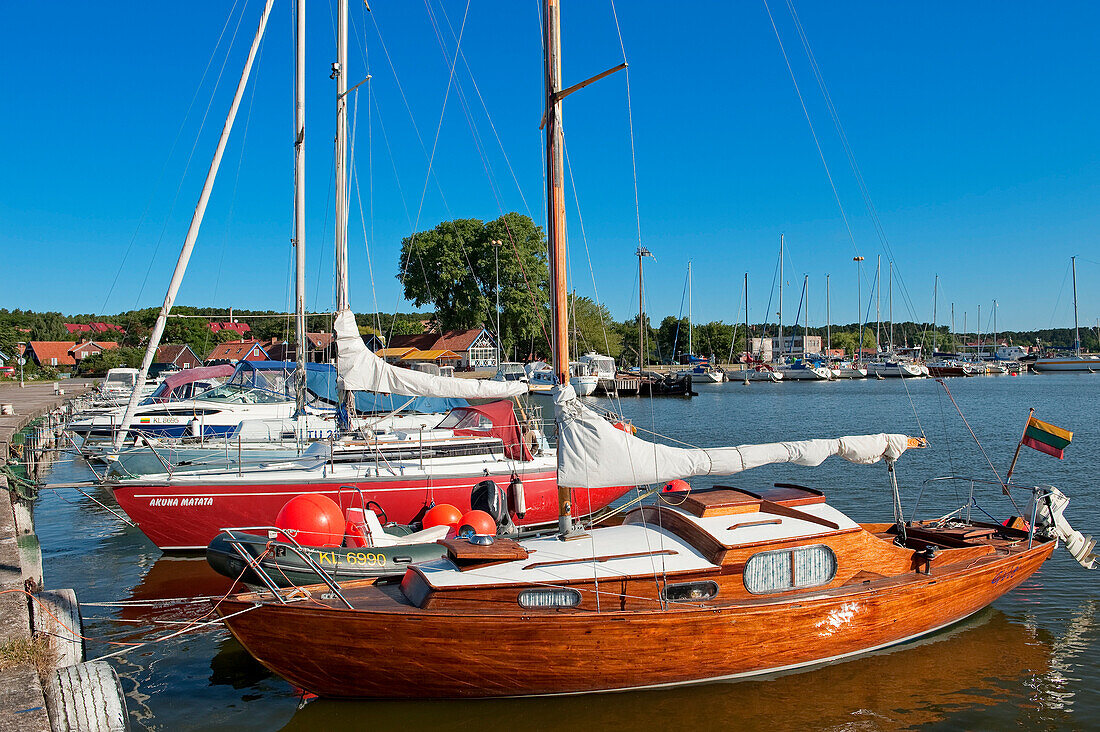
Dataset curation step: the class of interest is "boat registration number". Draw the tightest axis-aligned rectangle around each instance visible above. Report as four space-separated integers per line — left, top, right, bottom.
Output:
317 551 386 566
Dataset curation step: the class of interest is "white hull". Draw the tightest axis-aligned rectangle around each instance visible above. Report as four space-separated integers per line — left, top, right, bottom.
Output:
570 375 599 396
1033 357 1100 372
778 366 833 381
830 367 868 379
739 369 783 382
866 362 925 378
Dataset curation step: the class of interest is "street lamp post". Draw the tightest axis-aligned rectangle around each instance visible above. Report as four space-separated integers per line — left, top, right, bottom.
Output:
492 239 502 368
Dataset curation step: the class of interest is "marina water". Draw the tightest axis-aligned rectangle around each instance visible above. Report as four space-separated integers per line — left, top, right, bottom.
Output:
37 373 1100 730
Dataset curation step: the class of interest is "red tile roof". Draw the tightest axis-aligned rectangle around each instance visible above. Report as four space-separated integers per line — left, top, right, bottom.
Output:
205 340 268 362
65 322 126 334
28 341 118 367
209 322 251 335
388 329 488 354
306 332 334 350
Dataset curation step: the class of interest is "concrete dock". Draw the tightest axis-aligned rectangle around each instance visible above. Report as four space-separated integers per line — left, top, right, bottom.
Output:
0 380 92 731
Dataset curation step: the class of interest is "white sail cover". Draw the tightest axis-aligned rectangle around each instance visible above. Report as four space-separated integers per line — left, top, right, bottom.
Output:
554 384 911 488
335 309 527 399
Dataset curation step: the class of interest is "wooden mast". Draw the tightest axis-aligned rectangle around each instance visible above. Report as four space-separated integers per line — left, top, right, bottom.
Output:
543 0 574 536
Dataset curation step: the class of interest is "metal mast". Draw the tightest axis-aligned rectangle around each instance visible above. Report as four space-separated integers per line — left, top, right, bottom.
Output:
803 274 809 356
977 304 982 360
993 299 998 356
114 0 275 449
778 234 784 360
687 261 693 357
932 274 938 353
334 0 350 312
826 273 831 352
744 272 750 360
853 256 864 362
293 0 307 415
1072 256 1081 356
875 255 881 354
888 261 893 352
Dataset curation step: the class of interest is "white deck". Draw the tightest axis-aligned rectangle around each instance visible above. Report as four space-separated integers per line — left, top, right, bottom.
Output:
421 501 859 589
418 523 719 588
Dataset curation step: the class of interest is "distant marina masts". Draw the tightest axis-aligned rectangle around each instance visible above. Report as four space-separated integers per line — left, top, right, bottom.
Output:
853 255 864 361
636 246 654 367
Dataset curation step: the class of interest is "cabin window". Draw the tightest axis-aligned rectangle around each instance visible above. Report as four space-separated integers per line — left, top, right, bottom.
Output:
744 545 837 594
518 589 581 609
661 581 718 603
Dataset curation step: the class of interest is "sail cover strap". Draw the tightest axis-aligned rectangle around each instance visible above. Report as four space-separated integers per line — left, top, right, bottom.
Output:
335 309 528 399
554 384 911 489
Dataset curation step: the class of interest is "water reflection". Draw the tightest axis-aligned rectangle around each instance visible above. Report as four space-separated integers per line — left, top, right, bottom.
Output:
279 609 1063 732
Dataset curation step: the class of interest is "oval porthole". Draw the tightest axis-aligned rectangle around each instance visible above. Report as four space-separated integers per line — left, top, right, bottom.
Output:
518 589 582 609
661 581 719 603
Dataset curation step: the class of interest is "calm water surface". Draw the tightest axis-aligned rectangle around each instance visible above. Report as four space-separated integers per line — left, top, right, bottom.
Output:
37 373 1100 730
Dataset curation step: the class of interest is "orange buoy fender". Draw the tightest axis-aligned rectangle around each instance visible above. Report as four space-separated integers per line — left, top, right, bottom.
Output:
458 510 496 536
423 503 463 530
275 494 345 547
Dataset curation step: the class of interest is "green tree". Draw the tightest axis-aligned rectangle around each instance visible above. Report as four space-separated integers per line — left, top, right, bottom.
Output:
397 213 549 355
568 296 621 360
163 319 217 360
76 347 144 375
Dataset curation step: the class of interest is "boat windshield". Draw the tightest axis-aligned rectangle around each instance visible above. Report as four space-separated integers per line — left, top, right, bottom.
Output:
436 409 494 431
196 383 287 404
105 372 136 386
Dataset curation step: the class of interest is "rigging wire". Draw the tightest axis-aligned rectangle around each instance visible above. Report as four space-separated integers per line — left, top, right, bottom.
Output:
100 0 245 315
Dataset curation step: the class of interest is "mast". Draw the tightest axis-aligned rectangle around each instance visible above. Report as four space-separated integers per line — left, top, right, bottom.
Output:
932 275 938 353
993 300 998 358
951 302 955 352
1072 255 1081 357
638 248 642 367
803 274 809 356
875 255 881 355
544 0 572 535
888 260 893 352
778 234 784 361
334 0 350 311
113 0 276 450
853 255 864 362
744 272 750 360
687 261 693 357
293 0 307 415
826 273 831 353
977 304 982 360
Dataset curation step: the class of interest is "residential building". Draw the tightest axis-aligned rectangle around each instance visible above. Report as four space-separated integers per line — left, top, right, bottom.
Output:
64 322 126 336
153 344 203 374
205 340 269 365
749 335 823 361
27 341 119 370
386 328 499 369
208 321 251 337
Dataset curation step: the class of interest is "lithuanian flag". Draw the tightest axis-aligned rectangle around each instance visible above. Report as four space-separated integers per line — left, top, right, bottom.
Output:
1022 417 1073 459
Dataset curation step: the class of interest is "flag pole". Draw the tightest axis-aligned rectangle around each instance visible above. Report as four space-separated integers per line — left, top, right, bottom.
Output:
1004 407 1036 491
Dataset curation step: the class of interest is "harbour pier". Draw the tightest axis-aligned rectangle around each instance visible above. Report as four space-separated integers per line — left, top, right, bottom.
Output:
0 380 128 730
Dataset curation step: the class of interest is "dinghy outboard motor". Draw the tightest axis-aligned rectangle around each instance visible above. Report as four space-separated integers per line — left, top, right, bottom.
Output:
1033 486 1098 570
471 480 510 532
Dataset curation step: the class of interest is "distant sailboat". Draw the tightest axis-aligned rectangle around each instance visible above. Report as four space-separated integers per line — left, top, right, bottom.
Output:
1034 257 1100 372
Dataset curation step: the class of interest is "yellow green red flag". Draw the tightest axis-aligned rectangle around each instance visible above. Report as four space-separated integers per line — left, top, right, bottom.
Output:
1022 417 1072 459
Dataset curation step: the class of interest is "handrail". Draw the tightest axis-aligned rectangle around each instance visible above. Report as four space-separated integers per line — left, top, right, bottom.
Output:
217 525 353 609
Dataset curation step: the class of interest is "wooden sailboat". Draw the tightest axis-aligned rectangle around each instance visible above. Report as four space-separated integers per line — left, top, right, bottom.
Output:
216 0 1094 699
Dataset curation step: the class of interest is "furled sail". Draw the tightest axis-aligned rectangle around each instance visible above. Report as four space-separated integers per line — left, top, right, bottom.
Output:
335 309 527 399
554 384 912 488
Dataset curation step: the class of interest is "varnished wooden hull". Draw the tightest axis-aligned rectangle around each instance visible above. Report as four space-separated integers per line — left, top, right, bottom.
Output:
217 538 1053 698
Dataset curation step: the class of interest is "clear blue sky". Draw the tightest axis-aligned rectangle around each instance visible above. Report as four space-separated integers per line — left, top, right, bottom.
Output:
4 1 1100 334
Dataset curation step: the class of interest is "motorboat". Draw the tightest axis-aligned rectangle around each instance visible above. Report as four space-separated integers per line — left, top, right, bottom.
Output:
569 360 599 396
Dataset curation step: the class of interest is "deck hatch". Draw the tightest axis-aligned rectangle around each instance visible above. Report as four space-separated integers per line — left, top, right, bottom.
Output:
744 544 837 594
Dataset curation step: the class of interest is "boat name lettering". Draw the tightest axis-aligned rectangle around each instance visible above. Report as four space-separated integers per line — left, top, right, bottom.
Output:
147 497 214 507
991 566 1020 586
